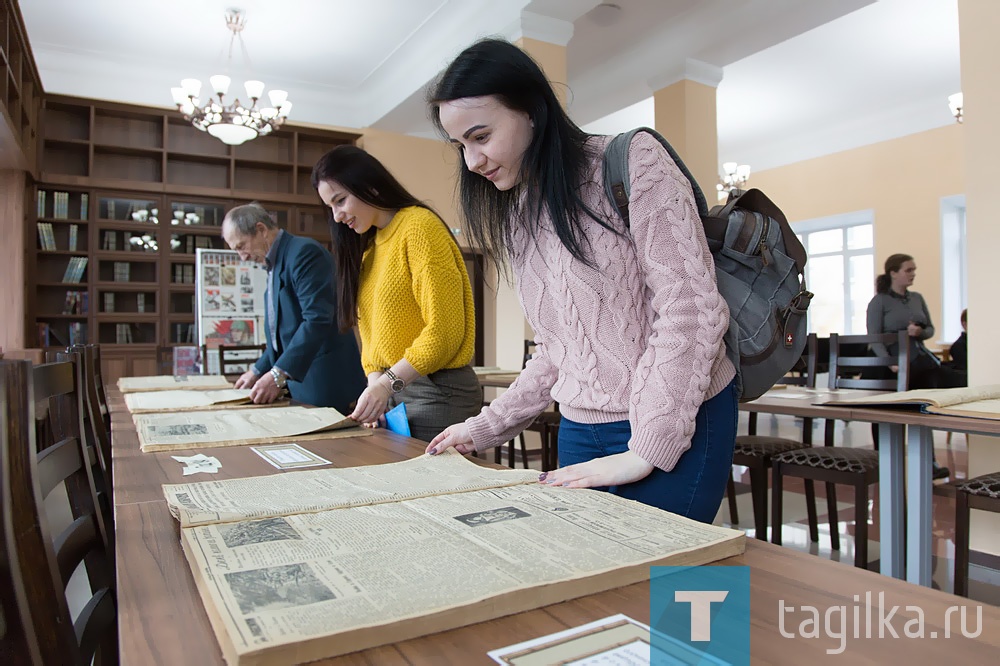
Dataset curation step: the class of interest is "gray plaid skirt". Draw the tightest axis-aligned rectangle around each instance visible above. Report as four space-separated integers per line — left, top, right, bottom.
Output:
388 364 483 442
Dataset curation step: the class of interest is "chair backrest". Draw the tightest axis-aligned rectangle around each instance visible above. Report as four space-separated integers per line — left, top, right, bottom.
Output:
828 331 910 392
777 333 819 388
58 349 114 537
0 363 43 664
72 344 109 433
218 344 266 375
0 359 118 665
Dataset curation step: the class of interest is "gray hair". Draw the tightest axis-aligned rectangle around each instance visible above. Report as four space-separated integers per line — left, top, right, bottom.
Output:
223 202 276 236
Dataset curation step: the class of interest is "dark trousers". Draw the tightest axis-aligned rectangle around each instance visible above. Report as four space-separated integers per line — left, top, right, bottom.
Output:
556 378 738 523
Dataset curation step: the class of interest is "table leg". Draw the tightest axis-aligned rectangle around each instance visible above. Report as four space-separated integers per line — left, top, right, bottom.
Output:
906 425 934 586
878 423 905 579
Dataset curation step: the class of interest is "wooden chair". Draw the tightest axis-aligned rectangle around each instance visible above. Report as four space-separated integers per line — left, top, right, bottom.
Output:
726 334 820 541
771 331 909 568
62 347 114 551
1 359 118 665
493 340 558 471
218 344 266 377
954 471 1000 597
0 397 43 664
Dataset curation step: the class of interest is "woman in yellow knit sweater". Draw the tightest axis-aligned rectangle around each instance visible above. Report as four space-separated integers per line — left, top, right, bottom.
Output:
311 145 482 441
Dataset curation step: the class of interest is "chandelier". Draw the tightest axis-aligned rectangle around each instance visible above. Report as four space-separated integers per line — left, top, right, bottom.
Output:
716 162 751 200
170 9 291 146
948 92 963 124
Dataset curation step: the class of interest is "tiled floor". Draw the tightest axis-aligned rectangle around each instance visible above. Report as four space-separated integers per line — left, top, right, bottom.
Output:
503 415 1000 605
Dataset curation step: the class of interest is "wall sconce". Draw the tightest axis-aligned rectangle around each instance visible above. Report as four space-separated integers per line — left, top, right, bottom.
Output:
948 92 963 124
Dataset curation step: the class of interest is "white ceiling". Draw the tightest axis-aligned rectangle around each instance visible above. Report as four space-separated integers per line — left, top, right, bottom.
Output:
19 0 961 172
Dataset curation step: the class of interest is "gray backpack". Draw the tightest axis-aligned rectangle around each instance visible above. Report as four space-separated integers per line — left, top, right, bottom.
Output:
602 127 812 401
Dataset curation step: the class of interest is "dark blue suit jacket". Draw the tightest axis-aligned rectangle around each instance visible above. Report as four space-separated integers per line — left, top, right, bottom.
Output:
253 232 365 413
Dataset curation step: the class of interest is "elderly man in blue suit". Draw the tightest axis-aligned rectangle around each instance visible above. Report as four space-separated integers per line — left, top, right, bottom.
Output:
222 202 365 413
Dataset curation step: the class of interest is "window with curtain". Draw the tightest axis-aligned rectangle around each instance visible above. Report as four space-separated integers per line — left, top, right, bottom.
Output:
794 212 874 337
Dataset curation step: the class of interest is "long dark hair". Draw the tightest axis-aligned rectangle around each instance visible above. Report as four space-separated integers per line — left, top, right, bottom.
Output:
429 38 614 271
875 253 914 294
311 145 432 331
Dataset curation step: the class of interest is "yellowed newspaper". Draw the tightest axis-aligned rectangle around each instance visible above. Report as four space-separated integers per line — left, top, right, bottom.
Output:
824 384 1000 419
118 374 233 393
135 406 365 452
163 451 540 527
125 388 256 413
174 454 744 665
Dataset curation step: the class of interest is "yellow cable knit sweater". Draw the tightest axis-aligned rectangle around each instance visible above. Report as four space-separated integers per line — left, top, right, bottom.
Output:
357 206 475 376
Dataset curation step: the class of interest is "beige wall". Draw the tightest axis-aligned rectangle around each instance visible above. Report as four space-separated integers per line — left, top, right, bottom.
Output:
749 124 965 334
0 170 26 352
359 129 463 242
654 79 719 199
958 0 1000 554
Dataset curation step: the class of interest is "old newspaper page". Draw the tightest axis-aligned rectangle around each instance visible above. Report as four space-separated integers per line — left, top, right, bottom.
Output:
125 388 257 413
135 406 365 452
823 384 1000 419
164 450 541 527
118 374 233 393
168 452 745 665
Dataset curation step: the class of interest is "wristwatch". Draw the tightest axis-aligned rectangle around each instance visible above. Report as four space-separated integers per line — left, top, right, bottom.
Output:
270 368 287 389
383 368 405 393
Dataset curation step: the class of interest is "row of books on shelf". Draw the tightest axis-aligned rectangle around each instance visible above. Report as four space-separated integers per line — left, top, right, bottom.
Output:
115 323 135 344
173 264 196 284
38 191 87 220
114 262 131 282
37 322 87 348
174 323 197 343
37 223 82 252
103 292 149 313
62 290 88 315
61 257 88 283
180 235 216 254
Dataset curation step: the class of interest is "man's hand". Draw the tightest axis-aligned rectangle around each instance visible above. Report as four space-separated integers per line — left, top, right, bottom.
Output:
249 371 282 404
234 369 259 389
539 451 655 488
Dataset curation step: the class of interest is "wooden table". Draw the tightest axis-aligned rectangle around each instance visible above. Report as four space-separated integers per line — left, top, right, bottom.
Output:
110 387 1000 664
746 388 1000 587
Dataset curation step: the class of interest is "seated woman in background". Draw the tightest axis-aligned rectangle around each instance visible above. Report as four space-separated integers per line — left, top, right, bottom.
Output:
311 145 482 441
942 308 968 385
866 252 950 479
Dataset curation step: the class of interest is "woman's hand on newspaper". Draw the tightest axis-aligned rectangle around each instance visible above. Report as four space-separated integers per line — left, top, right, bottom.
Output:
350 382 392 425
426 423 476 455
539 451 654 489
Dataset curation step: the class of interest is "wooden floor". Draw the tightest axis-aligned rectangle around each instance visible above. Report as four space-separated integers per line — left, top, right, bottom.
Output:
499 413 1000 605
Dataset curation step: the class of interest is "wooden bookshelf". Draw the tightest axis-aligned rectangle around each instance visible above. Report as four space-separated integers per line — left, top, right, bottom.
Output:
31 94 359 381
0 0 41 173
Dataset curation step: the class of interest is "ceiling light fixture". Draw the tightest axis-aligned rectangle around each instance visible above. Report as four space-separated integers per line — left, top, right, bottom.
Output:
948 92 963 124
717 162 751 201
170 9 291 146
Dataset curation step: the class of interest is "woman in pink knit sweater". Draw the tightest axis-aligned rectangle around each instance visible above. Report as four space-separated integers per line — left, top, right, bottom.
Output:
425 39 738 522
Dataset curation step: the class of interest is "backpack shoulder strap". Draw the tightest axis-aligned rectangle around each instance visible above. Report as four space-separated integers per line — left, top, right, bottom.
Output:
601 126 710 227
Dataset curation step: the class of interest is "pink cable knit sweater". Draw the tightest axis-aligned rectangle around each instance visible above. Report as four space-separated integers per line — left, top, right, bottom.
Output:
466 132 735 472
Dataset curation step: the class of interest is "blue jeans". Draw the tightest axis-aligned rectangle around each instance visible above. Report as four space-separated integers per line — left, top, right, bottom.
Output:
557 378 738 523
